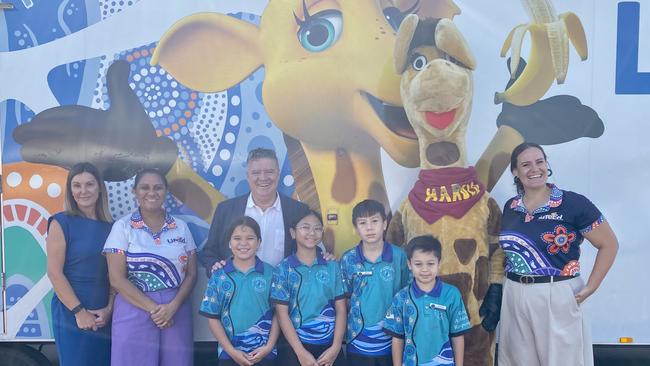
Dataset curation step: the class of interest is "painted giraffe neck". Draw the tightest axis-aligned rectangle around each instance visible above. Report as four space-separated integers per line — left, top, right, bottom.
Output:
300 141 389 255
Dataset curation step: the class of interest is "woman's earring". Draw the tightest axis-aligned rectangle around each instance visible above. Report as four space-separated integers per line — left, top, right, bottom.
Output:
547 169 553 177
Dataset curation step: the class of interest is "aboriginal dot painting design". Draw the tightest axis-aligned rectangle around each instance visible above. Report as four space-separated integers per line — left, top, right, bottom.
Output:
3 195 54 339
1 3 296 340
7 276 51 338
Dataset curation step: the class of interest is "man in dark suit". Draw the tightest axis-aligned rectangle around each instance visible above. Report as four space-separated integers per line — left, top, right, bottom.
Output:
200 148 309 276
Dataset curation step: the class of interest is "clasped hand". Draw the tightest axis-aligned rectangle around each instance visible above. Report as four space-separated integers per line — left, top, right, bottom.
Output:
150 303 178 329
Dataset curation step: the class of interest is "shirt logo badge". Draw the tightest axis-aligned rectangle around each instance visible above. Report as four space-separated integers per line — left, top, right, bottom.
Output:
316 269 330 284
380 266 394 282
252 277 267 293
167 237 186 244
537 212 563 221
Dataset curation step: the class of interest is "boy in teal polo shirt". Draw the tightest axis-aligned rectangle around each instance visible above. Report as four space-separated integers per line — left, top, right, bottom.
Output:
271 210 347 366
199 216 279 366
383 235 471 366
340 199 410 366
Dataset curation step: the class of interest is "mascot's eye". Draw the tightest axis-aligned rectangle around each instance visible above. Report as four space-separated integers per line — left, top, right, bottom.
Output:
411 54 428 71
296 9 343 53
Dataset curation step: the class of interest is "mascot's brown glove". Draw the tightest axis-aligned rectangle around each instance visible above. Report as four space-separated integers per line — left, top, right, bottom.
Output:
478 283 502 332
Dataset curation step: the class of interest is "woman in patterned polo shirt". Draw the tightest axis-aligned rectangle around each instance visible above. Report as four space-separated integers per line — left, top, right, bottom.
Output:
104 168 197 366
497 142 618 366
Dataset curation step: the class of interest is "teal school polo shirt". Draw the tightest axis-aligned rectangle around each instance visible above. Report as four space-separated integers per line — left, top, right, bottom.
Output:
383 280 471 366
270 254 346 345
199 257 276 360
340 242 410 356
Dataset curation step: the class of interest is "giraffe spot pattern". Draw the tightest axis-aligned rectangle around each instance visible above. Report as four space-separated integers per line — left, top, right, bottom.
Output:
454 238 477 265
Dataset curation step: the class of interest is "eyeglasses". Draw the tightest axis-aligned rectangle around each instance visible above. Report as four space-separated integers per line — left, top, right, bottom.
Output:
296 225 324 234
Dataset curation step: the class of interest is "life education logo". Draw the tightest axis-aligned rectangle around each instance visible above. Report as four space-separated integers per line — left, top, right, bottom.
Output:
537 212 563 221
167 237 187 244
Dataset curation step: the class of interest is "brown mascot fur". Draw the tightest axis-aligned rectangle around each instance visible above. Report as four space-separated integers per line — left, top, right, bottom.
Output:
387 15 504 366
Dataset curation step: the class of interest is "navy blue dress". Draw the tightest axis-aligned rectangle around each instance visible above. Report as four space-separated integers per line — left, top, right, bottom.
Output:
49 213 112 366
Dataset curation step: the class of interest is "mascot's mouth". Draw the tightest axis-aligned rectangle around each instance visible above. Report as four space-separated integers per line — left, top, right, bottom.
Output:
424 109 456 130
363 92 416 139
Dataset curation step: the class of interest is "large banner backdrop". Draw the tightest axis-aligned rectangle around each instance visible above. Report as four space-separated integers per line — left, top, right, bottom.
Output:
0 0 647 344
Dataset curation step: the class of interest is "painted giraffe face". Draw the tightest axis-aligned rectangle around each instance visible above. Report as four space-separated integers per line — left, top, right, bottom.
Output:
153 0 460 168
258 0 419 165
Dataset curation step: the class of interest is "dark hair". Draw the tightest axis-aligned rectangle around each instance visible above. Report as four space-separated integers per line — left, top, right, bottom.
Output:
64 162 112 222
352 199 387 225
133 168 168 189
291 208 323 229
406 235 442 261
510 142 547 196
247 147 279 165
226 216 262 242
290 208 324 253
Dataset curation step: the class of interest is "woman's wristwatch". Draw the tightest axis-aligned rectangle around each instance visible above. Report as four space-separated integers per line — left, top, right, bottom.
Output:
71 304 85 314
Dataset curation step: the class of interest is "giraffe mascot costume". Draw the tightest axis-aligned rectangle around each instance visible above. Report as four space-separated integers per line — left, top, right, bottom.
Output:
387 15 504 366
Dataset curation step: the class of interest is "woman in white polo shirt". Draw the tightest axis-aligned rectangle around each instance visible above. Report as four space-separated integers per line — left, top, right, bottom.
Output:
104 168 197 366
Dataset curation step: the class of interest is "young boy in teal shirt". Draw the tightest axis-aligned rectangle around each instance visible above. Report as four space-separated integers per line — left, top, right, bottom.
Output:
383 235 471 366
340 199 410 366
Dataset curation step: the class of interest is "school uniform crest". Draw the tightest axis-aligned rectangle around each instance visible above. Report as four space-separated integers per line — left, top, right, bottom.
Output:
252 277 267 293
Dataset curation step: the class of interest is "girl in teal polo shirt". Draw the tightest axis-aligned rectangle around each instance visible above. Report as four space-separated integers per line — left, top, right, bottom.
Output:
200 216 279 366
271 209 347 366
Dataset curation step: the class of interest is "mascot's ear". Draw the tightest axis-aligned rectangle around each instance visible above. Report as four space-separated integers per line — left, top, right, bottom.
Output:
435 18 476 70
394 14 419 74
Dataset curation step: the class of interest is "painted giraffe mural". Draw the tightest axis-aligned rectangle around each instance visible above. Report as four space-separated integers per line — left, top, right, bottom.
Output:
150 0 522 254
9 0 602 257
1 0 606 343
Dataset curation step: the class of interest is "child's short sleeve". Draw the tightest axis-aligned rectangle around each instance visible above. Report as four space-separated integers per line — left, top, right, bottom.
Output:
382 292 406 338
574 194 605 235
398 250 411 289
199 272 224 318
333 262 346 300
448 287 471 336
270 264 291 304
102 219 129 254
179 220 197 253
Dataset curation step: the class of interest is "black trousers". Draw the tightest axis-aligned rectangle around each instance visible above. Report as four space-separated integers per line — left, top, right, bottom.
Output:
346 352 393 366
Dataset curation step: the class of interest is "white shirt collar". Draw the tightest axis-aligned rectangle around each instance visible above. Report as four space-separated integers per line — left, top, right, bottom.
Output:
246 192 281 211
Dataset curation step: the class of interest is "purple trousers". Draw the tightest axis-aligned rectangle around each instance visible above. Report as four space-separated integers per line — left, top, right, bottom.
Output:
111 289 193 366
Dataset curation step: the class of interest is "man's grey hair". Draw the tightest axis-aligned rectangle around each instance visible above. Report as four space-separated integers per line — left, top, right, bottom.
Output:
246 147 279 165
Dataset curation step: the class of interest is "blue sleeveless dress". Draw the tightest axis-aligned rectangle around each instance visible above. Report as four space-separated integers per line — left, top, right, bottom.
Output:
49 213 112 366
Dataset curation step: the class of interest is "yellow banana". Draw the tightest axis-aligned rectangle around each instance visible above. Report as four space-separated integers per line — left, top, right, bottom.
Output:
495 0 588 106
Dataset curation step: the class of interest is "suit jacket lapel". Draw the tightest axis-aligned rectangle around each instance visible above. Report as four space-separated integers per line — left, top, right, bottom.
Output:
279 194 295 257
